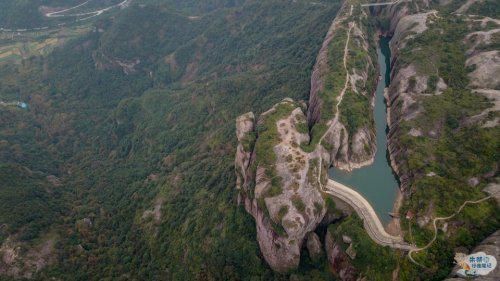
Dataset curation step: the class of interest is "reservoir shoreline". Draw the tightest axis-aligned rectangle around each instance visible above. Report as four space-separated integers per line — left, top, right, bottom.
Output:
328 36 400 224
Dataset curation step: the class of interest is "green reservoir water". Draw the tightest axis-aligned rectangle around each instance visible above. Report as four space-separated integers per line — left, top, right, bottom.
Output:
328 37 398 224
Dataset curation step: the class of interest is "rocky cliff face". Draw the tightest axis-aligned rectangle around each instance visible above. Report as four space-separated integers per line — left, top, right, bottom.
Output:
235 100 326 272
381 0 500 196
235 1 380 272
382 4 442 193
306 232 323 261
325 229 357 281
307 2 379 171
237 0 500 275
446 230 500 281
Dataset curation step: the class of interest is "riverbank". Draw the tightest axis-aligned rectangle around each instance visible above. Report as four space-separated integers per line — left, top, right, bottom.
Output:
328 35 399 224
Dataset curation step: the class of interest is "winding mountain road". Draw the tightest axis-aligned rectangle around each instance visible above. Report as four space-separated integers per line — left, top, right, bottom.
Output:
45 0 130 21
0 0 130 32
361 0 410 7
45 0 91 17
408 191 499 266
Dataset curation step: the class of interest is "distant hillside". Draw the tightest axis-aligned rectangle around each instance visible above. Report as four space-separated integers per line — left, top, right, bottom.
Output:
0 0 341 279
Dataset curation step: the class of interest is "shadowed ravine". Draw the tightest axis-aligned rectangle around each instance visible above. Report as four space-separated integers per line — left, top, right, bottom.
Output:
329 36 398 224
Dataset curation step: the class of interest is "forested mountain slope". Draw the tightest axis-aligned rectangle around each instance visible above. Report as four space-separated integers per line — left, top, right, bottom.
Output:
1 0 344 279
0 0 498 280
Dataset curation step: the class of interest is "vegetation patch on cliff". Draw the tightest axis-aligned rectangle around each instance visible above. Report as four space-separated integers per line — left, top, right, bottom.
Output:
386 4 500 279
329 215 398 281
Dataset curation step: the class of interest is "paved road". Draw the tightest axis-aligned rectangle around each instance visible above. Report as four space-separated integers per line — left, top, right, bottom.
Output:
324 180 417 250
0 0 130 33
45 0 91 17
408 191 499 266
45 0 130 21
361 0 409 7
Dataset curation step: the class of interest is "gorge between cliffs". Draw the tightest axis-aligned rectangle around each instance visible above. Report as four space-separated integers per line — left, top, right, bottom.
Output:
329 36 398 225
235 1 406 273
235 0 500 279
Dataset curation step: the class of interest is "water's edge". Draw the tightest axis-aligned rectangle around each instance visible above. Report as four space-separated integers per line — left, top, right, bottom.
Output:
328 36 398 224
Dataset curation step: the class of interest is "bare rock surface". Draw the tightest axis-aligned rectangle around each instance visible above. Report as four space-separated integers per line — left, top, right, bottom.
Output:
484 182 500 204
325 229 357 281
455 0 483 14
466 51 500 90
306 232 323 261
446 230 500 281
465 28 500 54
0 236 56 279
235 99 326 272
390 11 436 50
142 197 164 223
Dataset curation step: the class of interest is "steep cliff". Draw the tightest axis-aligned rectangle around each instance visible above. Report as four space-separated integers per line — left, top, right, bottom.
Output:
325 228 357 281
307 1 379 171
378 0 499 277
235 0 380 272
236 0 499 276
381 0 499 199
371 0 439 194
235 100 326 272
446 230 500 281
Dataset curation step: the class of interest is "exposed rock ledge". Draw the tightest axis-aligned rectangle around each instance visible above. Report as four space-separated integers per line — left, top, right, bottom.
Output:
235 0 396 272
236 99 326 272
445 230 500 281
0 236 55 279
307 0 378 172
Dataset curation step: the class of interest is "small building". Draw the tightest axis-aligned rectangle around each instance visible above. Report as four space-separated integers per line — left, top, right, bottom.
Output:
406 210 415 220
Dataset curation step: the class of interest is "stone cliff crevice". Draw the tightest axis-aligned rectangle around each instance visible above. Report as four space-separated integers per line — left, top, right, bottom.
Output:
235 1 387 273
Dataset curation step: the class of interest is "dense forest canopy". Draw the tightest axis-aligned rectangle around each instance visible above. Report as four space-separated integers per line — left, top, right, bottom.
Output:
0 0 498 280
1 0 342 279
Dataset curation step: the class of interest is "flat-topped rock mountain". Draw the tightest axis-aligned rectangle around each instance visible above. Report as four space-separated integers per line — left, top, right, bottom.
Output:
235 0 386 272
236 99 326 271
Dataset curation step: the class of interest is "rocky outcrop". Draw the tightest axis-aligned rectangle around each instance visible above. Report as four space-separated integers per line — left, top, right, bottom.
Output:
390 10 436 52
237 0 500 274
307 1 378 172
235 0 399 272
455 0 483 14
466 51 500 89
465 28 500 55
235 99 326 272
446 230 500 281
306 232 323 261
325 229 357 281
307 0 347 127
464 18 500 128
237 0 499 273
377 6 448 193
484 182 500 204
235 111 255 198
235 0 383 272
0 236 56 279
382 1 500 195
